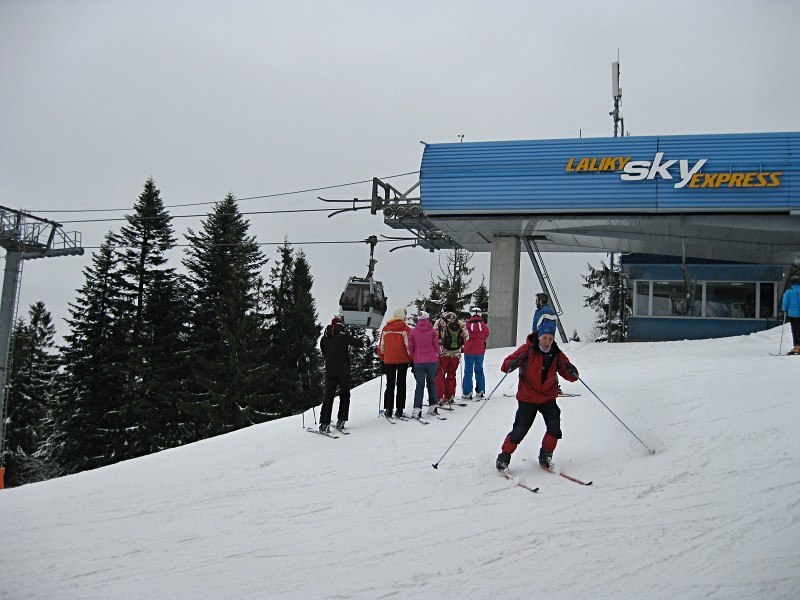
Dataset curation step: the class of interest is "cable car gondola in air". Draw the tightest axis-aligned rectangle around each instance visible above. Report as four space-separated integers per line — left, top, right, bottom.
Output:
339 235 387 329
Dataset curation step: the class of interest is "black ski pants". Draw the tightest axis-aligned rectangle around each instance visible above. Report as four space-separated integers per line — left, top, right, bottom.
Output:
789 315 800 347
383 363 409 414
321 374 351 425
503 399 562 453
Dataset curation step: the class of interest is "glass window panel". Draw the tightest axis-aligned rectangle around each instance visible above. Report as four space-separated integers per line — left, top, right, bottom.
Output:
635 281 649 316
705 282 756 318
651 282 700 317
759 283 775 318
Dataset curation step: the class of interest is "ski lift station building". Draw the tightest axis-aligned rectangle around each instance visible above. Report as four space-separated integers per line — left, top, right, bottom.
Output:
380 131 800 346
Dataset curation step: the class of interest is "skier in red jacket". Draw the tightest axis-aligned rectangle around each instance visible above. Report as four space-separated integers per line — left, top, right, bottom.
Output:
495 320 579 472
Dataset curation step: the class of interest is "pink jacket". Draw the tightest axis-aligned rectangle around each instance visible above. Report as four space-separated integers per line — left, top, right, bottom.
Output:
408 318 441 364
463 315 489 355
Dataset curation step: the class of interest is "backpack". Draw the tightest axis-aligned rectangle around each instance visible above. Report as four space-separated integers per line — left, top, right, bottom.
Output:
441 320 464 351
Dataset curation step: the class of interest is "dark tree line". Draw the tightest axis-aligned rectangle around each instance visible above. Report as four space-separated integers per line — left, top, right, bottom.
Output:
2 180 322 487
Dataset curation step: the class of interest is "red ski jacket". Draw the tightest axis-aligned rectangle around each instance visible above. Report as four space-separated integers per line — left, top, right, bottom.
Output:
501 333 578 404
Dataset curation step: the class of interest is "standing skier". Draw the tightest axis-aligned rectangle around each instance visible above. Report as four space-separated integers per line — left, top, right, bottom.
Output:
782 275 800 354
461 306 489 399
377 307 412 417
319 316 362 433
495 320 579 472
434 303 467 404
408 311 441 418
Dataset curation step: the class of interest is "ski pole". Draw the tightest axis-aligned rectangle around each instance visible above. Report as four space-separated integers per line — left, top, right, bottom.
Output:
304 355 317 424
378 371 384 416
298 358 306 428
432 370 510 469
778 312 787 355
579 377 656 455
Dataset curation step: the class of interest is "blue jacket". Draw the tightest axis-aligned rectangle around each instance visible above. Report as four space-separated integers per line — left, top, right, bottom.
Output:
782 284 800 318
532 303 557 333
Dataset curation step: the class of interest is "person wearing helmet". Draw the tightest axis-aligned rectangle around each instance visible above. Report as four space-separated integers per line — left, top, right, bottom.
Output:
782 275 800 354
434 303 468 405
461 306 489 399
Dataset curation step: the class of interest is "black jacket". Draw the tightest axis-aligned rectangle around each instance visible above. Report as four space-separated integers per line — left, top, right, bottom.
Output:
320 323 362 376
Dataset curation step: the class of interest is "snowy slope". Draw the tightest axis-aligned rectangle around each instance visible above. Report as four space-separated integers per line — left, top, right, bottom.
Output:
1 328 798 599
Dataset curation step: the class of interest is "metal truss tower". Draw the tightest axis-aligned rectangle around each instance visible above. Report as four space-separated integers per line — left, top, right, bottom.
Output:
0 206 84 487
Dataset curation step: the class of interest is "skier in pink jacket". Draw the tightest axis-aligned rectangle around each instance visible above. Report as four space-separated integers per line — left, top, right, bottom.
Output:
408 311 441 419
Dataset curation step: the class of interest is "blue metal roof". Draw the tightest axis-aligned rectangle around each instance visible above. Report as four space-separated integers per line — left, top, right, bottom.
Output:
420 132 800 214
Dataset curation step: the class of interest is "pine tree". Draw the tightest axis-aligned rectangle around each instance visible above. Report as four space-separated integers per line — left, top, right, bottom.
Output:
41 233 131 474
415 249 476 319
3 302 58 486
471 278 490 322
111 178 190 457
290 250 323 408
581 255 631 342
263 241 322 417
181 193 277 438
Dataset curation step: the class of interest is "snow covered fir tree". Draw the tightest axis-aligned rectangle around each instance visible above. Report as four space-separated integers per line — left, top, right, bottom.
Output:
4 180 326 486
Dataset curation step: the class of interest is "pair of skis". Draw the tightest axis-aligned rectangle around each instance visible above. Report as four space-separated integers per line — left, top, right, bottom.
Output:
306 425 350 439
501 465 592 493
502 392 581 398
381 410 445 425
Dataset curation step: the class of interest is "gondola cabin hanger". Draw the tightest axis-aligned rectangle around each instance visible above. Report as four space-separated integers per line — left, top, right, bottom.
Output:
339 236 387 329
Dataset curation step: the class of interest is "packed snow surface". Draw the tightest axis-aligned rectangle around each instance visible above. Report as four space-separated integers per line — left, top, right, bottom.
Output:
1 328 799 599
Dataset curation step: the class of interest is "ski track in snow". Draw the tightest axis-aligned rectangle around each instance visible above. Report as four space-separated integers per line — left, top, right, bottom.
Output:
1 328 799 599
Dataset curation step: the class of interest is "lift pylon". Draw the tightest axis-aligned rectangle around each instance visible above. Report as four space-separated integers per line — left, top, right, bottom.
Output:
0 206 84 488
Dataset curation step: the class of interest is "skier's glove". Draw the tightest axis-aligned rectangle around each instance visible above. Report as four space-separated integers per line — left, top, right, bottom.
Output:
505 357 522 372
565 364 579 379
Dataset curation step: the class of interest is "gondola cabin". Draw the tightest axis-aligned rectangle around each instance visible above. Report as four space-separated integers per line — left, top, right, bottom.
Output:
339 277 387 329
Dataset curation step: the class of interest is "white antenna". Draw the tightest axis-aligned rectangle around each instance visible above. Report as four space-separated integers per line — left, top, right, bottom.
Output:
610 57 624 137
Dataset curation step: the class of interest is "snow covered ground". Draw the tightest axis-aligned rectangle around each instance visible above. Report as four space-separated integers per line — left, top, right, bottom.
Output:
1 327 798 599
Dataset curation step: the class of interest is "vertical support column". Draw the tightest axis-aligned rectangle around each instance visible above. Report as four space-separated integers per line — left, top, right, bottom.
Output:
487 236 520 349
0 250 22 484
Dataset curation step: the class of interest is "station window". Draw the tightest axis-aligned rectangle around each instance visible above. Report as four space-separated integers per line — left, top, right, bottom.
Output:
706 282 756 318
632 280 773 319
651 281 701 317
759 283 776 318
634 281 649 316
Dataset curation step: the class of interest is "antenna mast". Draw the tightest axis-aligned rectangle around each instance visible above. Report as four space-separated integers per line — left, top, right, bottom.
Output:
610 59 624 137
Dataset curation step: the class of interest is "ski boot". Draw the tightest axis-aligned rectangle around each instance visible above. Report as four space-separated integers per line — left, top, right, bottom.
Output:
538 450 553 471
496 452 511 471
319 423 331 434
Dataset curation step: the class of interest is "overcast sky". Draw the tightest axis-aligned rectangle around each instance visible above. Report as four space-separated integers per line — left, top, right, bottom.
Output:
2 0 799 343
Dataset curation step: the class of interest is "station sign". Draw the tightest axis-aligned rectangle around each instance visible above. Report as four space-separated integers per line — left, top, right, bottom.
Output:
565 152 782 188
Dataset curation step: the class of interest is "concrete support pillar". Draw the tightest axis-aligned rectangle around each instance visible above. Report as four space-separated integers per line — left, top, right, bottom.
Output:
487 236 520 349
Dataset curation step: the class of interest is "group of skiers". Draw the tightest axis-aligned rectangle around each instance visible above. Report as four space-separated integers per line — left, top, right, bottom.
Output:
318 294 581 474
376 303 491 420
317 304 491 434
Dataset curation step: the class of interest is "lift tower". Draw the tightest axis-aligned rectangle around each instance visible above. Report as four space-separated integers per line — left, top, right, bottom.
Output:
0 206 84 488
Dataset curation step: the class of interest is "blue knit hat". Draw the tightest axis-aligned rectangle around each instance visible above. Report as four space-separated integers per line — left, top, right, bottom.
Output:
538 320 557 337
